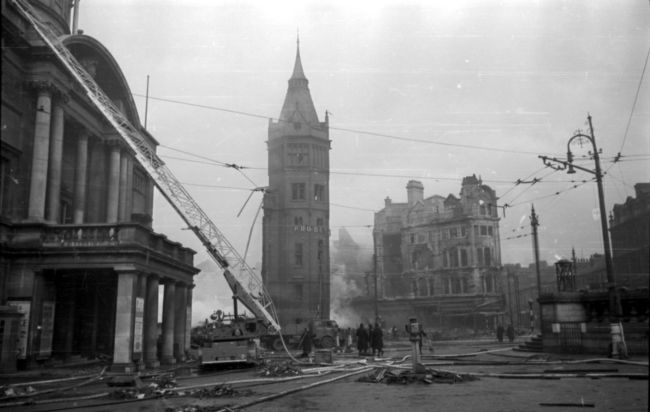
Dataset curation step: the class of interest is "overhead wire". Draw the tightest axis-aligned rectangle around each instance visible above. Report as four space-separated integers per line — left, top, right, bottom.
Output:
134 93 560 156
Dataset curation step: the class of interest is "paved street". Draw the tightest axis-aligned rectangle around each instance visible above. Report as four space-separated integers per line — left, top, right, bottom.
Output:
3 338 647 412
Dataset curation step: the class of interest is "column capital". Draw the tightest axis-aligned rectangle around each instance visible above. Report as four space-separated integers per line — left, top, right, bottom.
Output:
147 273 160 281
25 80 69 101
113 265 139 275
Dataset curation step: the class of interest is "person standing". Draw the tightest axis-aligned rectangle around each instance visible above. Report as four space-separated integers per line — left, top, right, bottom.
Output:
368 324 375 356
506 324 515 342
356 323 368 356
496 323 504 343
300 326 314 358
373 323 384 357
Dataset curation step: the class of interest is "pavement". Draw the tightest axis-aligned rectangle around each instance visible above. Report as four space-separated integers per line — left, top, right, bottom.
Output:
1 337 647 412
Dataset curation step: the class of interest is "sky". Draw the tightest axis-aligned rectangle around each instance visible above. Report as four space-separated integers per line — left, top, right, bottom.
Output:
76 0 650 321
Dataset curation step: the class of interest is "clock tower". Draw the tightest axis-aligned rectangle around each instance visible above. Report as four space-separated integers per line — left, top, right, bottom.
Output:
262 40 330 327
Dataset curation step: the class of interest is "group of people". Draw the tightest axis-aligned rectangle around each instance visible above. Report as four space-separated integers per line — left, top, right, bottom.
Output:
355 323 384 357
496 323 515 343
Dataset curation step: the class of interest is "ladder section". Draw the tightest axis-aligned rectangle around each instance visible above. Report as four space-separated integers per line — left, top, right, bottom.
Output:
11 0 280 331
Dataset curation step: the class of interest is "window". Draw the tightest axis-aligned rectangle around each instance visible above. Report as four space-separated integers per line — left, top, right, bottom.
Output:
488 226 493 236
443 252 448 268
474 226 479 237
477 248 484 266
314 184 325 201
291 183 306 200
417 233 426 243
293 283 303 300
316 218 323 227
450 248 459 267
317 240 324 261
428 279 435 296
480 204 487 215
452 278 461 294
450 227 458 238
460 226 467 237
460 249 468 267
294 243 303 266
480 226 488 236
294 216 303 226
484 247 491 266
411 252 418 269
410 234 415 244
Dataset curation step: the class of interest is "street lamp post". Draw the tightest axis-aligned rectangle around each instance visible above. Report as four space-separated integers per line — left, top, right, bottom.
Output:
539 114 625 357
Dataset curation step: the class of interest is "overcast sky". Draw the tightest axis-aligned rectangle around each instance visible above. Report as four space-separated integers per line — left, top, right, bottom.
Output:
77 0 649 318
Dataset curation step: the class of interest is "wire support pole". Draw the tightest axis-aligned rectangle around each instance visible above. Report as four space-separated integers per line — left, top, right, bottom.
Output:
530 205 543 334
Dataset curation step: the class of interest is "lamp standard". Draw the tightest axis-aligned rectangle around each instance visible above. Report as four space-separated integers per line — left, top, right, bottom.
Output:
539 115 625 356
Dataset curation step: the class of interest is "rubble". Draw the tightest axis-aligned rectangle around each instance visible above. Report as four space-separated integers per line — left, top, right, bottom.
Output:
357 367 479 385
258 361 303 377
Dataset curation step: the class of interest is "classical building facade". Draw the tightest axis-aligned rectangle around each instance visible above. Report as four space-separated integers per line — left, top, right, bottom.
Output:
262 42 331 327
1 0 197 371
353 176 505 331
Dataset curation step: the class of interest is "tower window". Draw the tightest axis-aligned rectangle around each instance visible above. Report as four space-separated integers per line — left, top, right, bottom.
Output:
294 242 303 266
314 184 325 201
291 183 306 200
293 283 303 300
294 216 303 226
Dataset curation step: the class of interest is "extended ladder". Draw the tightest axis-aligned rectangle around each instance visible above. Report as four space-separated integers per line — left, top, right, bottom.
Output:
11 0 280 331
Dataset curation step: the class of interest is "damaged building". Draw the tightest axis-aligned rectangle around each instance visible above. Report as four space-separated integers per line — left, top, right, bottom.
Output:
352 176 506 333
1 0 197 372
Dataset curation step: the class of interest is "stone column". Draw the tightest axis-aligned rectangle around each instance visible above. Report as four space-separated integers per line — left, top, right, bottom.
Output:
46 101 64 222
160 280 176 365
185 285 194 353
73 132 89 224
112 267 137 372
143 274 160 368
118 155 130 221
106 144 121 223
28 87 52 221
173 282 187 361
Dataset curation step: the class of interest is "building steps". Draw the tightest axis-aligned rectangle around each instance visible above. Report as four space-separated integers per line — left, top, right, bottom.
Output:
514 334 544 352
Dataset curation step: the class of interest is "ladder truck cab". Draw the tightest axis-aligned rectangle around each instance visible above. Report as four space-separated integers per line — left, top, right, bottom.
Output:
191 310 270 366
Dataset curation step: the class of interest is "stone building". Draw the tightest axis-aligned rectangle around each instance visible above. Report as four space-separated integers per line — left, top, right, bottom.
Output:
353 176 505 331
610 182 649 284
262 41 331 327
1 0 197 371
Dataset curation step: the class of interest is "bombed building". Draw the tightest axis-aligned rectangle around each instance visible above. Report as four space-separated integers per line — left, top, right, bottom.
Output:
0 0 197 372
351 176 506 332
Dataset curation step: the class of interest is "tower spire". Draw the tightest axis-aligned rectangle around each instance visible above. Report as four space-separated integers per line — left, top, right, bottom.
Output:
291 31 306 80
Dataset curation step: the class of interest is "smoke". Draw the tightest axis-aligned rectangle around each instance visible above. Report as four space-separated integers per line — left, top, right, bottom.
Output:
329 264 364 328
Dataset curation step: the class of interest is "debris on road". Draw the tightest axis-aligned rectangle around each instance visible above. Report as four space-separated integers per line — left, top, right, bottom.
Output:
357 367 479 385
165 405 233 412
258 361 303 377
186 384 252 398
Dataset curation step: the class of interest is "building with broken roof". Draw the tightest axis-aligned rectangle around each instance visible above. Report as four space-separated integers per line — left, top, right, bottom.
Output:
352 176 506 333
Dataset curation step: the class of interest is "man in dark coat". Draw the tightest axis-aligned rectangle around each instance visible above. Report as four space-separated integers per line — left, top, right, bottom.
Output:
372 323 384 357
496 323 504 343
506 324 515 342
356 323 368 356
299 327 314 358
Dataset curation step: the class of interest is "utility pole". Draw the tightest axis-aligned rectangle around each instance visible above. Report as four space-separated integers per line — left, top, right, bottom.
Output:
530 204 542 333
539 114 626 357
373 252 378 325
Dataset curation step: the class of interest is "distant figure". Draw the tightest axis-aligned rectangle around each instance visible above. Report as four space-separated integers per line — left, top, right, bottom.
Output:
506 324 515 342
391 325 398 340
368 324 375 355
347 328 353 352
373 323 384 357
356 323 369 356
299 327 314 358
496 324 504 343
